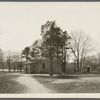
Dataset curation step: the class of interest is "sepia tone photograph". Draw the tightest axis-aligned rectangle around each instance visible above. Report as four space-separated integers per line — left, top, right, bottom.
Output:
0 2 100 98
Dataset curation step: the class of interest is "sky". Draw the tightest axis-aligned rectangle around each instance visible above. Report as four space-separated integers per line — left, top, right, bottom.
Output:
0 2 100 53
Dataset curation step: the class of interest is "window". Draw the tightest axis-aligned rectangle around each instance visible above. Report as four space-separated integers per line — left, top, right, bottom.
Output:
42 63 45 69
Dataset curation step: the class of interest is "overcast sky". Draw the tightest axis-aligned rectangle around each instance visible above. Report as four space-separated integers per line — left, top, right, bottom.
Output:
0 2 100 53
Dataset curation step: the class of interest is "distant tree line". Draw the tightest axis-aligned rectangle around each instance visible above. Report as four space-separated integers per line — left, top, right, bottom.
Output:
0 50 22 72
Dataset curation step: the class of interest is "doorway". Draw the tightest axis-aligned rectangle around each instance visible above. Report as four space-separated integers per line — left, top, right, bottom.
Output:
87 67 91 72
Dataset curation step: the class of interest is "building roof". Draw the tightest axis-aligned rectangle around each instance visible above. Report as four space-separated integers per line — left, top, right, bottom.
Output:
23 58 61 65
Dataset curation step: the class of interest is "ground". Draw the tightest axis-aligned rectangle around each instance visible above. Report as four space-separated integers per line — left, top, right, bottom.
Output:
33 74 100 93
0 72 27 93
16 74 53 93
1 72 100 93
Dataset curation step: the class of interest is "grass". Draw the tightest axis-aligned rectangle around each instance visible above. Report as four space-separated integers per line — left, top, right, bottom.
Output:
33 74 100 93
0 72 27 94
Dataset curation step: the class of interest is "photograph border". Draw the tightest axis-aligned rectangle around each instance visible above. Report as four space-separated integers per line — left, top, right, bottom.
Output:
0 1 100 100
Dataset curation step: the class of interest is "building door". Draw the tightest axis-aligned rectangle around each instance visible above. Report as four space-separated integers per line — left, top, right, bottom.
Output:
42 63 45 69
87 67 90 72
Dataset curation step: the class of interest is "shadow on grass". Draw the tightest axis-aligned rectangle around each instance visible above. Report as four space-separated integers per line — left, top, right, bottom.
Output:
32 75 80 93
33 75 79 79
32 74 100 93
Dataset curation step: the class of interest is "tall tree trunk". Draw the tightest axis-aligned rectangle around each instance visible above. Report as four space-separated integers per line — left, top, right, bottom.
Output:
50 58 53 76
80 57 84 72
61 45 64 73
63 44 66 73
63 62 66 73
2 63 4 72
76 59 80 72
76 52 80 72
20 63 22 72
8 64 11 72
17 66 19 72
80 58 82 72
57 45 59 59
14 64 16 72
49 46 53 76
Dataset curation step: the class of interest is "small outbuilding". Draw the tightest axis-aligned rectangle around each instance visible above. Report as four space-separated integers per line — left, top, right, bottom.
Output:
83 65 91 72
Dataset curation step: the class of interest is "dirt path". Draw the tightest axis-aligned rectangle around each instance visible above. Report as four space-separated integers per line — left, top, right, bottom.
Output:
16 74 54 93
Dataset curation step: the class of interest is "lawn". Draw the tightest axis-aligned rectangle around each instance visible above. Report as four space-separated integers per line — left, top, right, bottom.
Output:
0 72 27 94
33 74 100 93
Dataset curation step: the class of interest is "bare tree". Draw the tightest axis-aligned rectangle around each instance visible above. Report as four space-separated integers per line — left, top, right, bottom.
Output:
6 51 22 72
12 52 20 72
86 55 98 69
0 49 5 71
71 31 94 72
97 53 100 65
6 57 11 72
